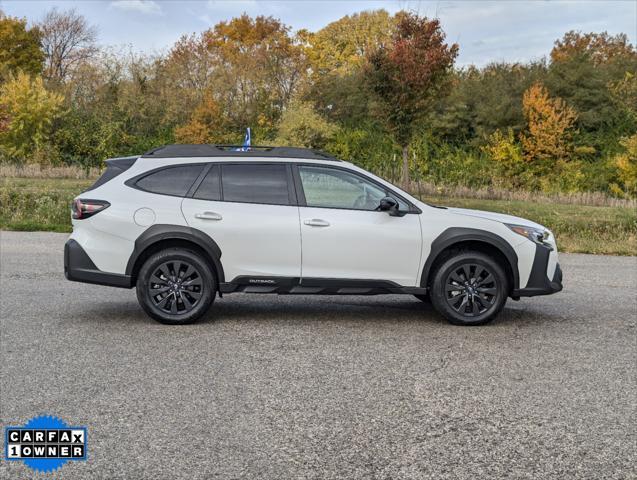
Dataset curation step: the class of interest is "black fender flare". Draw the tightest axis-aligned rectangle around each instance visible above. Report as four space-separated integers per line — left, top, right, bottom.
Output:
420 227 519 290
125 224 225 283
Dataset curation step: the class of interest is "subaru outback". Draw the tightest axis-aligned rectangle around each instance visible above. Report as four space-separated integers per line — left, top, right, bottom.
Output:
64 144 562 325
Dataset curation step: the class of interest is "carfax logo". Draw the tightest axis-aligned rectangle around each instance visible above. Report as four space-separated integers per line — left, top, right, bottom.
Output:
4 415 87 474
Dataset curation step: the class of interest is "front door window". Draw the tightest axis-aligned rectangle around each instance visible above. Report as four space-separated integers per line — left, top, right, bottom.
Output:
299 166 388 211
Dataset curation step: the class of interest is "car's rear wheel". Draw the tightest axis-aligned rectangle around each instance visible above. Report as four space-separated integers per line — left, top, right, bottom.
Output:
136 248 215 324
429 251 508 326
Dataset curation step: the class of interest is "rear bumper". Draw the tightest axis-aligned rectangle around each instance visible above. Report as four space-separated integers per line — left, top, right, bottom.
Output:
64 239 133 288
512 243 563 298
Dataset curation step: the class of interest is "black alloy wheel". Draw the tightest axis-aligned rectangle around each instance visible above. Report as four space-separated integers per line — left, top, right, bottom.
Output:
136 249 215 324
149 260 203 315
430 251 508 326
445 263 497 316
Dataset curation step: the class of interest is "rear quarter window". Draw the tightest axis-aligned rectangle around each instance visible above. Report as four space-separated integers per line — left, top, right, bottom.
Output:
193 165 221 201
134 165 203 197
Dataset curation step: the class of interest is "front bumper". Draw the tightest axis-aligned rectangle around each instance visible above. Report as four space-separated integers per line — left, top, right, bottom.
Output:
64 239 133 288
512 242 563 297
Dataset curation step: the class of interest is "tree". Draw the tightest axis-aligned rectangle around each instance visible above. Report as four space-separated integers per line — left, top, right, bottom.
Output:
275 101 337 149
429 62 547 145
304 10 395 78
551 31 637 66
365 12 458 187
483 128 527 187
547 32 637 144
207 14 304 132
612 134 637 197
610 72 637 122
302 10 395 126
176 14 305 141
154 32 225 133
167 33 215 91
38 8 98 83
0 72 64 162
520 82 577 168
51 49 175 166
0 13 44 80
174 93 233 144
0 101 9 133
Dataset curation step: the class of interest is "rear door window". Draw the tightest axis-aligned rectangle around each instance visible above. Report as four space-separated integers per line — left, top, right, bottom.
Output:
221 164 291 205
135 165 203 197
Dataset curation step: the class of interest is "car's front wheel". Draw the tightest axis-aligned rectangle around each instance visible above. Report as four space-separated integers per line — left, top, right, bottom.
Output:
136 248 215 324
429 251 508 326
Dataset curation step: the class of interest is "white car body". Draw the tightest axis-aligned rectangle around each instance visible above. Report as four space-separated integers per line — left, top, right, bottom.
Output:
65 145 562 324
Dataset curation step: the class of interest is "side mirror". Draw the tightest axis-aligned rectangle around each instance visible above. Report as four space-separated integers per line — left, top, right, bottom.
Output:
378 196 402 216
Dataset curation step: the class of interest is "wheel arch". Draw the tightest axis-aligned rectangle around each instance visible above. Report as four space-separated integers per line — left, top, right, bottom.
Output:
420 228 519 292
126 225 225 286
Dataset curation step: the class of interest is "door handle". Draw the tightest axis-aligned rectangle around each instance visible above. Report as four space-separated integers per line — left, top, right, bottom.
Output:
195 211 222 221
304 218 330 227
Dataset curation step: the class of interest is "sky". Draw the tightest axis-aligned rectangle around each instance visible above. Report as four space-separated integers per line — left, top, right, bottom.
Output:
1 0 635 67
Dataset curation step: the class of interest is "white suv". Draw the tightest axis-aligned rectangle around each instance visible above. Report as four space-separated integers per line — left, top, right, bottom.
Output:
65 145 562 325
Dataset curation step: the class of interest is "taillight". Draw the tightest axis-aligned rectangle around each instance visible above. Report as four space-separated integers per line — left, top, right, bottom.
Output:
71 199 110 220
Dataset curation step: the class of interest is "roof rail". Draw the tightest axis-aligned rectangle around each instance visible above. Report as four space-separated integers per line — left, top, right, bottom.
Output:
141 144 340 161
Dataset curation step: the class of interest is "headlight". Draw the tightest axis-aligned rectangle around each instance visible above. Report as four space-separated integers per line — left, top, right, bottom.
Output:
506 224 551 245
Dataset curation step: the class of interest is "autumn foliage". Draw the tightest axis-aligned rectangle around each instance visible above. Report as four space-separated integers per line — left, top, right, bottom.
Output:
613 134 637 196
0 72 63 161
520 82 578 166
0 13 44 80
0 9 635 197
173 14 304 142
551 31 637 65
174 95 229 144
365 13 458 186
302 10 394 78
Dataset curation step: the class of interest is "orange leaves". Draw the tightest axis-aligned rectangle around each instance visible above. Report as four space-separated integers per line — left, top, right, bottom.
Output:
202 14 302 81
170 14 304 143
365 12 458 146
551 31 637 65
174 94 228 144
520 82 577 165
482 83 585 191
388 14 458 90
206 14 290 51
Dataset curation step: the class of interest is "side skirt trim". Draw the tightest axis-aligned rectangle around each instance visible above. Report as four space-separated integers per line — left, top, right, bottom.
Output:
219 276 426 296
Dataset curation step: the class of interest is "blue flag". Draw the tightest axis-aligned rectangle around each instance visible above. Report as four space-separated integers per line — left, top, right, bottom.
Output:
243 128 251 150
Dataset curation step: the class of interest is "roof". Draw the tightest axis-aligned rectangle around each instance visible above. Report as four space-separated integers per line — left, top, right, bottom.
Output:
141 144 340 161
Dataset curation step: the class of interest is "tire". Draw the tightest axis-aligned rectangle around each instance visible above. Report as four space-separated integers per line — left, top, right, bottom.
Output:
136 248 216 325
429 251 508 326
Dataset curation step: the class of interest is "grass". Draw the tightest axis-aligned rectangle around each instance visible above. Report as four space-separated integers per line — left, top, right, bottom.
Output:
0 164 102 179
420 195 637 256
0 178 93 233
412 181 637 208
0 177 635 255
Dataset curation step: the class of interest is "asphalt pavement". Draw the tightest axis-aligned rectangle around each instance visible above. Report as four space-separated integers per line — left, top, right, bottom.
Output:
1 231 635 479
